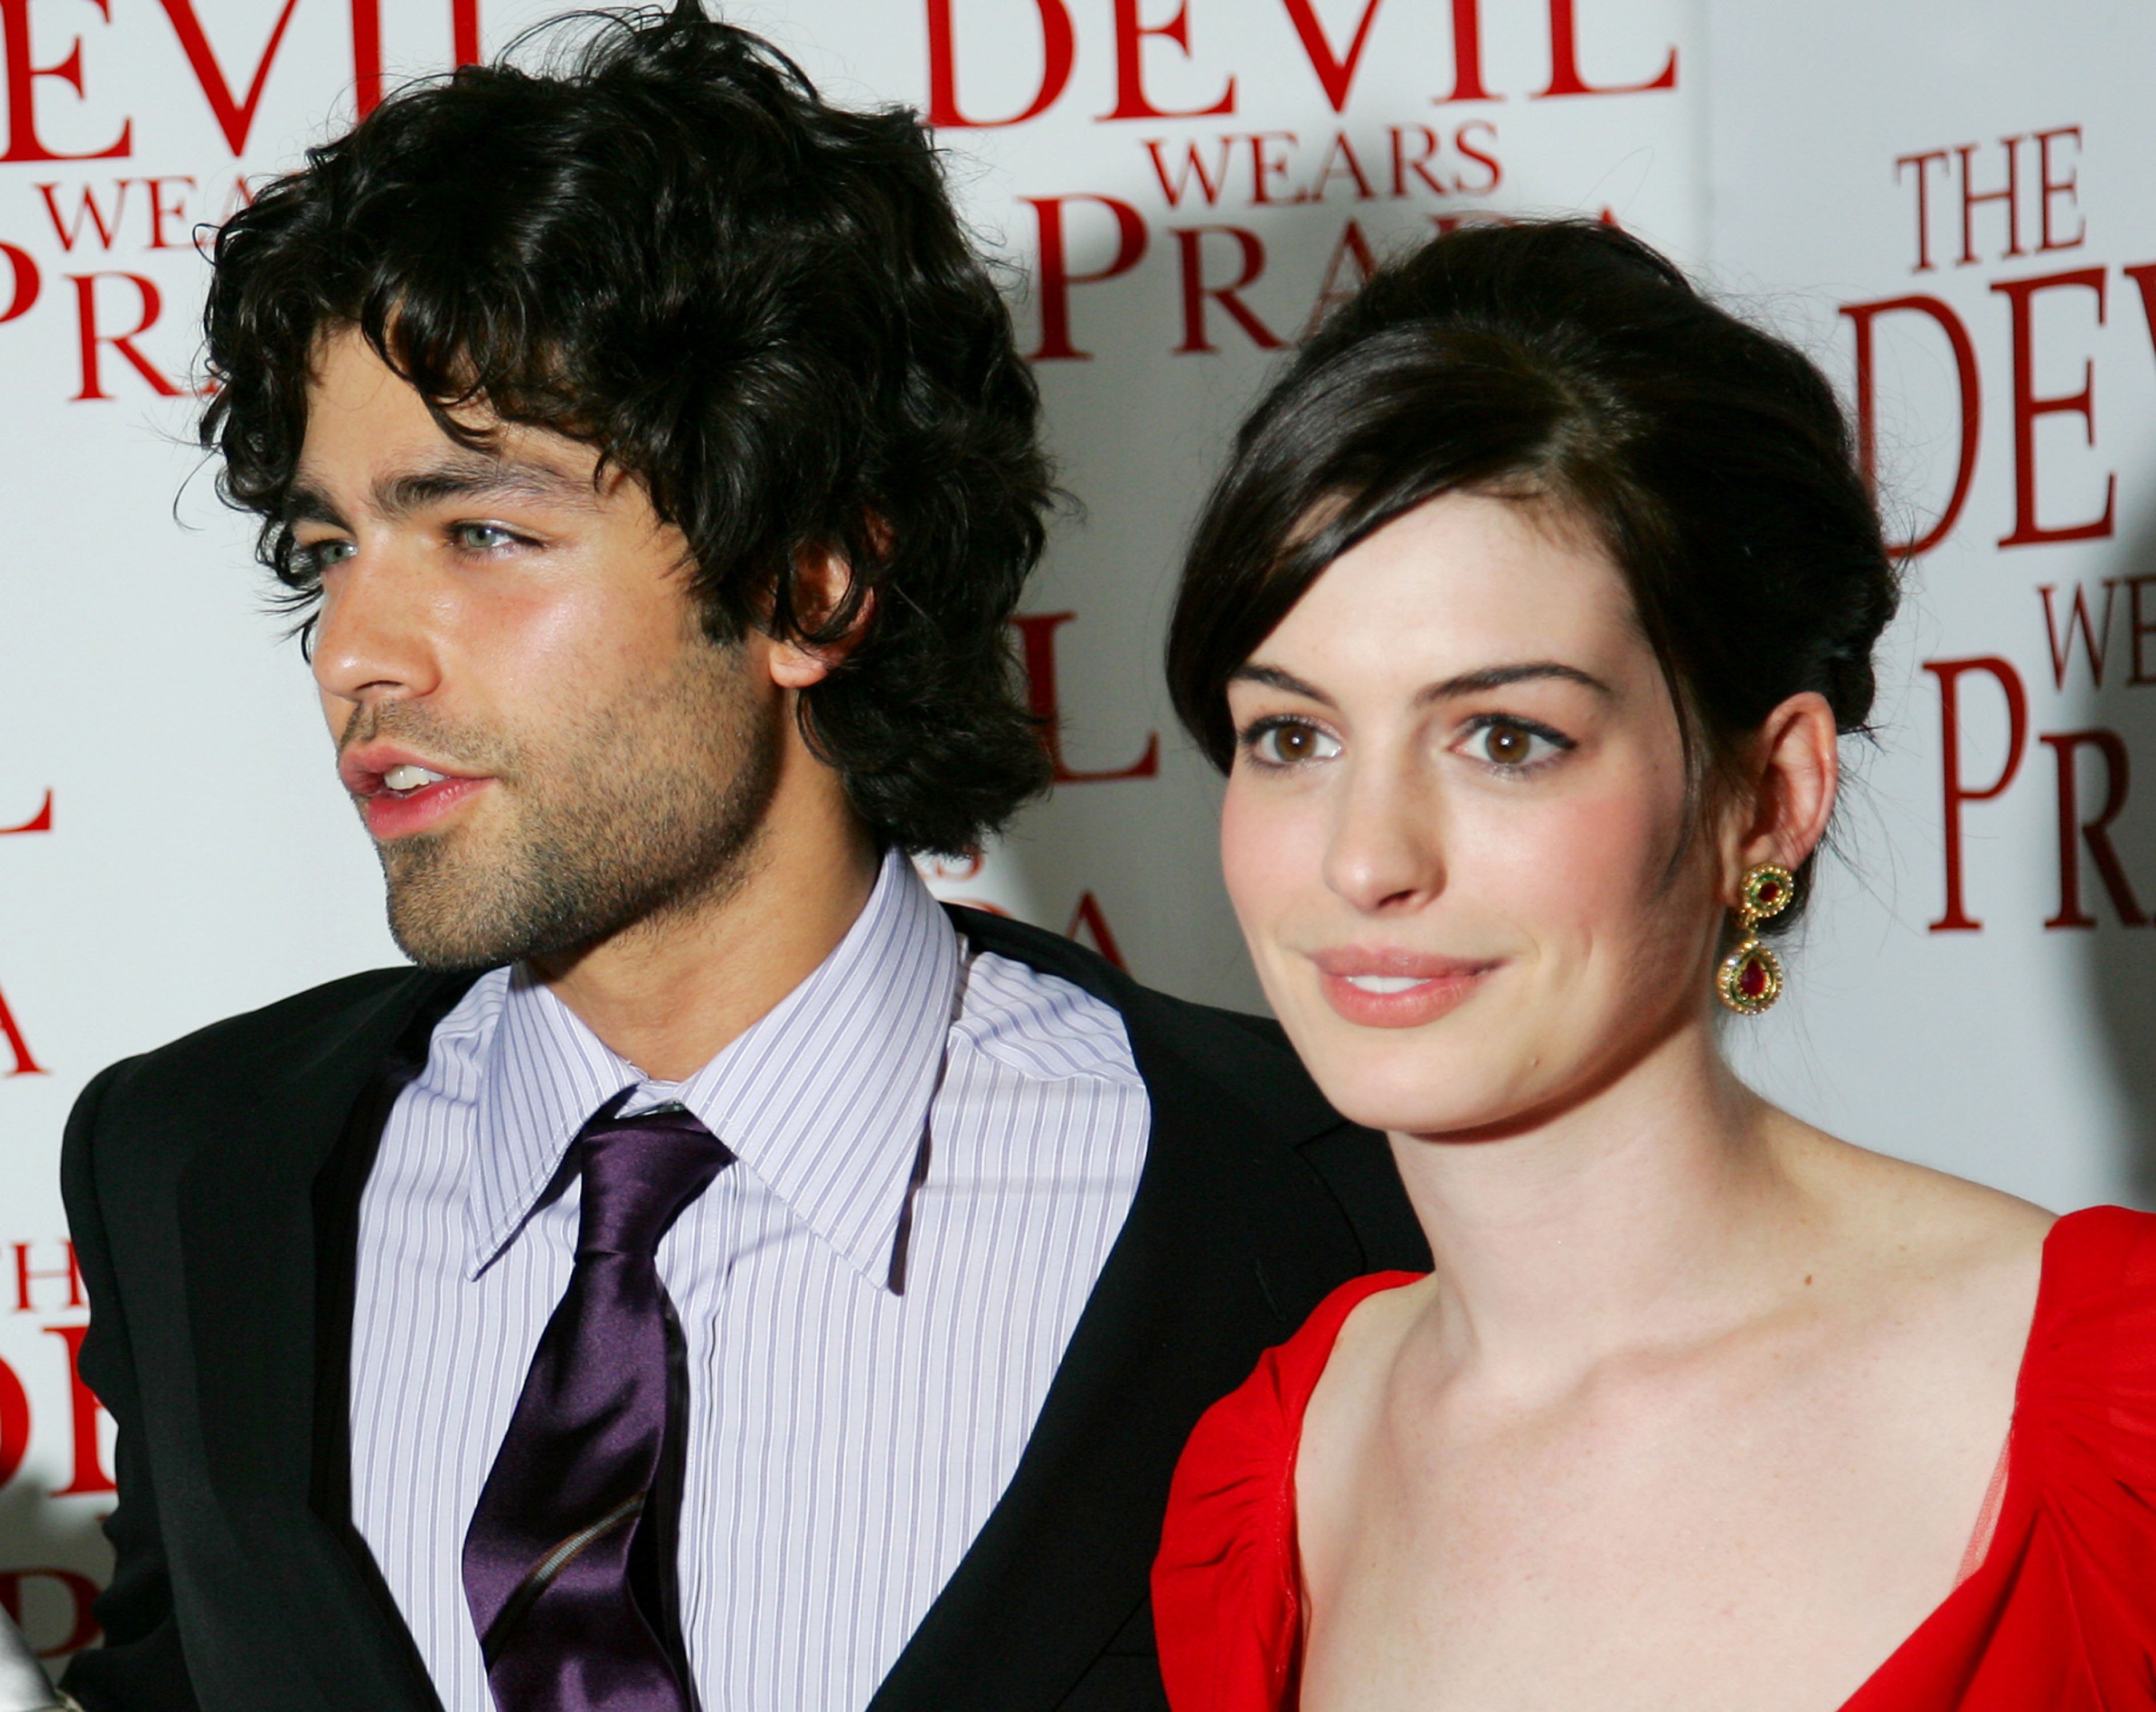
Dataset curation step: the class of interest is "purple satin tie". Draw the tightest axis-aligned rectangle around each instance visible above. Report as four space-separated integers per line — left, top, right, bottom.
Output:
462 1101 731 1712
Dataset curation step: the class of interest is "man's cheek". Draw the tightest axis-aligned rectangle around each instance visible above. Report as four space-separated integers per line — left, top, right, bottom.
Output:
319 689 354 744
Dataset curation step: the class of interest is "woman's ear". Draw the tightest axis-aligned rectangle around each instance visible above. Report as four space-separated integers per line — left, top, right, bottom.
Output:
1721 691 1839 901
766 546 876 690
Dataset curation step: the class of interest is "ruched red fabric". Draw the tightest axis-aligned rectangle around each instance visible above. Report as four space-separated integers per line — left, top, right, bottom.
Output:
1152 1207 2156 1711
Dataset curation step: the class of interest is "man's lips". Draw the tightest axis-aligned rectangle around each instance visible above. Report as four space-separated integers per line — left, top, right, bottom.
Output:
1308 947 1500 1029
337 744 494 841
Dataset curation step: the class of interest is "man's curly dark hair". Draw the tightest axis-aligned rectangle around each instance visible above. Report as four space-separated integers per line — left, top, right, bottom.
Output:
199 2 1053 856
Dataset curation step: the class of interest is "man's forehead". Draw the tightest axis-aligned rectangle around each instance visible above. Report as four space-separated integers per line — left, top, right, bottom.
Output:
292 328 606 521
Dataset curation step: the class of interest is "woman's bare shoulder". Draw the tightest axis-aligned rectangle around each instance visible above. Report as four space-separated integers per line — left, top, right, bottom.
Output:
1777 1116 2053 1331
1327 1271 1439 1380
1301 1274 1442 1468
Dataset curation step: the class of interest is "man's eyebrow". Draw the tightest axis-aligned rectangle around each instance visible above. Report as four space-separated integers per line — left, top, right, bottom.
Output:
373 454 599 516
282 482 346 530
282 454 600 528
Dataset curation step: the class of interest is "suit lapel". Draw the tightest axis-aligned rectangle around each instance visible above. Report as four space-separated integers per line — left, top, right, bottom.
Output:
869 914 1413 1711
173 967 475 1711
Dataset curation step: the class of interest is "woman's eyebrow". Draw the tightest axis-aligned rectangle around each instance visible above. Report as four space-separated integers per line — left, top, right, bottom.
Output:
1229 663 1335 706
1230 660 1613 708
1414 662 1614 703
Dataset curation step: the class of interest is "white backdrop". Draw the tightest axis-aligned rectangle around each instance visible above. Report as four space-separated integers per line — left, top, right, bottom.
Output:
0 0 2145 1666
1709 0 2156 1220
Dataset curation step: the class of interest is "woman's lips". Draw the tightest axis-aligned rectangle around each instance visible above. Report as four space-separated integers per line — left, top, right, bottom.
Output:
361 774 491 841
1311 953 1497 1029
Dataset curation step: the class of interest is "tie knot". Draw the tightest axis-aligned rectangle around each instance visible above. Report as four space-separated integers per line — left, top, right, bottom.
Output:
574 1105 732 1259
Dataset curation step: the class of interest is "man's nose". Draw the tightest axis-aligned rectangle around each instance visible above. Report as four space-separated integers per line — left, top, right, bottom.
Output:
309 544 444 710
1322 758 1447 915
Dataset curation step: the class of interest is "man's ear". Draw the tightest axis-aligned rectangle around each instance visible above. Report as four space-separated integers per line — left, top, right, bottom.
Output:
1718 691 1839 904
767 545 875 691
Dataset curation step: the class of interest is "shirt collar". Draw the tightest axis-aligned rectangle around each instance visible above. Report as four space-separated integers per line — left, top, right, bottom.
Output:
466 971 640 1275
466 847 960 1287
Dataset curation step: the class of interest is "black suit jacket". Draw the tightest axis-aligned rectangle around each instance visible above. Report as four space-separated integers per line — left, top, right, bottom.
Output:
58 908 1428 1711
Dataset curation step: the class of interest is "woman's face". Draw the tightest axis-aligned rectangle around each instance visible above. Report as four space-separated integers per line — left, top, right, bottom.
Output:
1220 491 1718 1138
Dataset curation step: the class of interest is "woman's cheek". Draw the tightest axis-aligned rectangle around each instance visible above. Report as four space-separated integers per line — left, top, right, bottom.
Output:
1506 794 1634 906
1220 778 1328 1028
1220 774 1324 939
1485 781 1686 981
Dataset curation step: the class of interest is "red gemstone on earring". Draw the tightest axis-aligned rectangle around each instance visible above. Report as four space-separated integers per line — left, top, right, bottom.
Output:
1757 882 1781 905
1738 956 1770 999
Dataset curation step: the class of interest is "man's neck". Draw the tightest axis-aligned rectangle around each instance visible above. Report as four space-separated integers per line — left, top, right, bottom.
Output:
527 758 884 1081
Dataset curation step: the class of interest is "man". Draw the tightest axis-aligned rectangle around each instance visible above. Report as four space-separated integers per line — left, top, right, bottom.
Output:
58 8 1426 1709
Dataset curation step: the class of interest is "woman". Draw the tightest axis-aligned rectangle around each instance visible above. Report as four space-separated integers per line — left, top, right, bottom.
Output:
1152 220 2156 1710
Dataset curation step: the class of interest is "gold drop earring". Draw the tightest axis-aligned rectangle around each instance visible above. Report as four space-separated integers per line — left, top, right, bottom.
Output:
1715 863 1794 1015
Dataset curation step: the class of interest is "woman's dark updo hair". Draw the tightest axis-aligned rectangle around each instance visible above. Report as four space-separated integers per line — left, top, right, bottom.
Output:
1166 217 1900 932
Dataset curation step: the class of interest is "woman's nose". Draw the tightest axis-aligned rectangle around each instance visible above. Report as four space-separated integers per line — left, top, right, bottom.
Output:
1321 761 1446 915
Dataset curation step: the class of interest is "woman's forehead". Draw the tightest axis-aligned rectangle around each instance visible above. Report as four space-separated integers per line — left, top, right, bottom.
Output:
1256 492 1646 684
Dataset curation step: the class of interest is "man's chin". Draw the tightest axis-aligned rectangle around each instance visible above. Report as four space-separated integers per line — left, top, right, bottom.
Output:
382 870 611 972
388 915 521 973
381 870 534 972
394 940 514 974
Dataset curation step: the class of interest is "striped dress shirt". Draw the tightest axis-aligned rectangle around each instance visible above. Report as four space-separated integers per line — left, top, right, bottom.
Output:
348 849 1151 1710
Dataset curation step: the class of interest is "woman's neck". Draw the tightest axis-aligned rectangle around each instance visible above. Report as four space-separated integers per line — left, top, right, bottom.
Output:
1389 1016 1821 1396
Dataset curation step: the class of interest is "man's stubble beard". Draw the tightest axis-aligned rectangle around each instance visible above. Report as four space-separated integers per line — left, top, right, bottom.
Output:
357 641 785 972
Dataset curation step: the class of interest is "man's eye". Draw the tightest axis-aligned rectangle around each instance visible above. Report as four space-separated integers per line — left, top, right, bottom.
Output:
293 538 356 578
449 523 519 552
1464 717 1569 770
1247 720 1343 767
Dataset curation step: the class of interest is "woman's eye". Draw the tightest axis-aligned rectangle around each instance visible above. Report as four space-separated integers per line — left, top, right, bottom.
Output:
1248 720 1343 766
1464 718 1569 770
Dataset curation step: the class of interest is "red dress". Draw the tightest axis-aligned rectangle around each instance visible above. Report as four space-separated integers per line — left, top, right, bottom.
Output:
1153 1205 2156 1710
